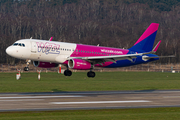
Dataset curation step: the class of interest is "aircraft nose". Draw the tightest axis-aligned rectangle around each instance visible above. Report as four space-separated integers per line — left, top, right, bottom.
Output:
6 46 13 56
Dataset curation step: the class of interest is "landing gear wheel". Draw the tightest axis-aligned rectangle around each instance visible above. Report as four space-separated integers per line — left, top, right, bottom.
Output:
87 71 95 78
64 70 72 76
24 67 29 71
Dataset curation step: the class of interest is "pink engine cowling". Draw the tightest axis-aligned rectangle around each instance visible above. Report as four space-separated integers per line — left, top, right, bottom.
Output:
68 59 92 70
33 61 58 68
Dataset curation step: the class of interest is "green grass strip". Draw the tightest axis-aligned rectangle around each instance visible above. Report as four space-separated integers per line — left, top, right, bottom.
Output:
0 72 180 93
0 107 180 120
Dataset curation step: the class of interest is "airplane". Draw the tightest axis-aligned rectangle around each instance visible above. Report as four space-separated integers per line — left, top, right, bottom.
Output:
6 23 174 77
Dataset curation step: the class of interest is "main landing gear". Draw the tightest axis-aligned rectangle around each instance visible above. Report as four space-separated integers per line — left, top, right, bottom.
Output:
87 71 96 78
64 69 72 76
63 65 95 77
63 69 96 78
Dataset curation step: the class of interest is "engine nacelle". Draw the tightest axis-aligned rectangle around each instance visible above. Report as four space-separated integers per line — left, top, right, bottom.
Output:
68 59 92 70
33 61 58 68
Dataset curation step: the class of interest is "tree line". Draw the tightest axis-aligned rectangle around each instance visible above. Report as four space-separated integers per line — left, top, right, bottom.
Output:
0 0 179 64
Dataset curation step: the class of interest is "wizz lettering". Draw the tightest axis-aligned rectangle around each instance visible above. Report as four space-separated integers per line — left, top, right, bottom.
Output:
36 42 60 55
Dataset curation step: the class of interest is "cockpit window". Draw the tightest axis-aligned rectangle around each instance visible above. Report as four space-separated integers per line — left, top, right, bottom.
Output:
13 43 18 46
13 43 25 47
22 44 25 47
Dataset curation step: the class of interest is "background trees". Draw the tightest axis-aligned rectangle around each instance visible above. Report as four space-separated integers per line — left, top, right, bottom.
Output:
0 0 179 64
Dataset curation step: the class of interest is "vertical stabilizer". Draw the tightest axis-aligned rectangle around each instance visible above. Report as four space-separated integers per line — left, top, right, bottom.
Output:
129 23 159 52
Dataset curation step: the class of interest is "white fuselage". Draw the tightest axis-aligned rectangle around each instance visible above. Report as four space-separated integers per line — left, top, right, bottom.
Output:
6 39 76 64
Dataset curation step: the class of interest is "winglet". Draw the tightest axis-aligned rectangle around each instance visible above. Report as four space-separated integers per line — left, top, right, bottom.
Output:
49 37 53 41
152 40 161 53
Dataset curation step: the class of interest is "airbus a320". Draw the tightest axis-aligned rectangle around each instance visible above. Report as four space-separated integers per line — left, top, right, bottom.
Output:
6 23 174 77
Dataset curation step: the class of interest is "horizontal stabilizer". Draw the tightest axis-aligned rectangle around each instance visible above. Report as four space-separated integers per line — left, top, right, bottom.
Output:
157 55 175 58
143 55 175 61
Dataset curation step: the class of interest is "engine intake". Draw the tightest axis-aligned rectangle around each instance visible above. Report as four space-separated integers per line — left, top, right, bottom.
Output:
33 61 58 68
68 59 92 70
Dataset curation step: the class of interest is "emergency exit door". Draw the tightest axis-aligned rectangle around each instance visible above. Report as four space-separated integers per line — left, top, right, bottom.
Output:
31 42 37 53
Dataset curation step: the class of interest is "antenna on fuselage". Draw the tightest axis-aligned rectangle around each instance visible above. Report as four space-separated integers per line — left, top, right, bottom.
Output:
49 37 53 41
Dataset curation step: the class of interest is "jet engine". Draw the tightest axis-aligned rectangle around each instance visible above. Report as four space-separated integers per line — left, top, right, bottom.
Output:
33 61 58 68
68 59 92 70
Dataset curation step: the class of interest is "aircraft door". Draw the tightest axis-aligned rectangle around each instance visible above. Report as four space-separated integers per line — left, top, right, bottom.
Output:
31 42 37 53
75 49 78 55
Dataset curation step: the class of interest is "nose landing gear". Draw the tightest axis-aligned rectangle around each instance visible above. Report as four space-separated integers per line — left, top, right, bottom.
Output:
24 67 29 71
24 60 31 71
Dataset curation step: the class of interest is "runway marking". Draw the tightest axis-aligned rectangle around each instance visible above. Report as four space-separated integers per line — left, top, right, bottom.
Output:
163 96 180 98
50 100 151 105
0 95 83 99
0 99 44 102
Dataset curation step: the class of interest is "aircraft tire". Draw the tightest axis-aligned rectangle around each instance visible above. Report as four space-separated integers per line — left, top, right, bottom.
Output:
64 70 72 76
87 71 95 78
24 67 29 71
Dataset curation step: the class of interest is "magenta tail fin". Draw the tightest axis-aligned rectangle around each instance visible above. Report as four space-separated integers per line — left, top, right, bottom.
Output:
129 23 159 52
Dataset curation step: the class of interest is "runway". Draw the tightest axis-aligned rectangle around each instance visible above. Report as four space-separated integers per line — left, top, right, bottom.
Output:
1 90 180 112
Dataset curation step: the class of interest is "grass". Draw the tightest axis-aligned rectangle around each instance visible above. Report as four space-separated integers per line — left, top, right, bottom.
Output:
0 107 180 120
0 71 179 93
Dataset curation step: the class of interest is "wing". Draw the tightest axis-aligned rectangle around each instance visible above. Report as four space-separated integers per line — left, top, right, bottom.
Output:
68 51 175 65
68 53 147 65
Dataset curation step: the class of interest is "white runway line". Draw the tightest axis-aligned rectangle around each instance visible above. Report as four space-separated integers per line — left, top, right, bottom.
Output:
0 99 44 102
0 95 84 99
50 100 151 105
163 96 180 98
